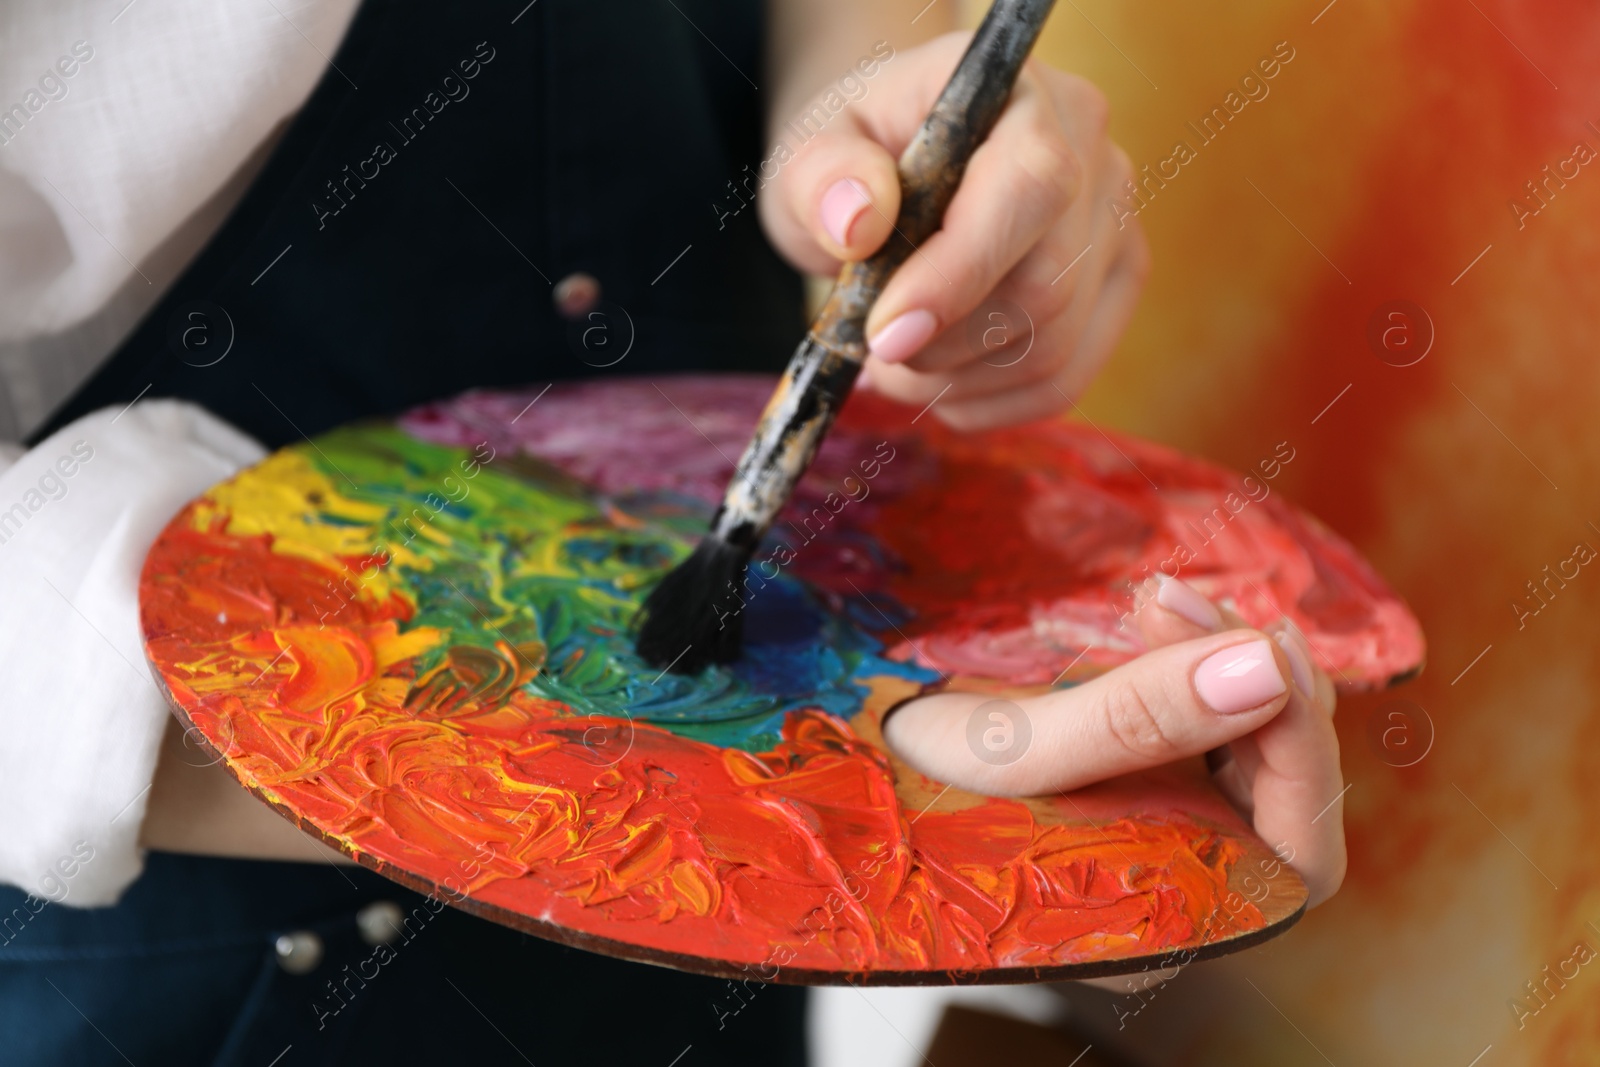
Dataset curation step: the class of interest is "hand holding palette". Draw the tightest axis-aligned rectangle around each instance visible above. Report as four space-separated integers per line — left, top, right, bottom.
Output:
138 376 1423 983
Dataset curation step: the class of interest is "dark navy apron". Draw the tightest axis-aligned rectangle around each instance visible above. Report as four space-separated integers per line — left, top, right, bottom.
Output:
7 1 808 1063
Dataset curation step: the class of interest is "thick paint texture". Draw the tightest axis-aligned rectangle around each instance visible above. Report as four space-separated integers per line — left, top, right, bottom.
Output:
402 378 1420 689
141 379 1418 976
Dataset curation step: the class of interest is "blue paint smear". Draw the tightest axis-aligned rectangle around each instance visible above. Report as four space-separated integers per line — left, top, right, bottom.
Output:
324 427 938 755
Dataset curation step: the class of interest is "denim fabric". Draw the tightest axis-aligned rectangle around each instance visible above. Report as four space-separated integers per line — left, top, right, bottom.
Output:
0 854 807 1065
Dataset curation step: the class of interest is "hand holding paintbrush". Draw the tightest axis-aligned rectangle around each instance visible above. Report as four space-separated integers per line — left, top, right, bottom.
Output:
637 0 1063 673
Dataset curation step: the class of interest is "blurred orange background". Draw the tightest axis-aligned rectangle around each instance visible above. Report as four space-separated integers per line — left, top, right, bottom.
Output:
1024 0 1600 1062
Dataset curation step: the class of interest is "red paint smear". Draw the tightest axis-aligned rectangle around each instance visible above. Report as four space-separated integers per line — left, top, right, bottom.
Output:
840 392 1423 686
142 517 1268 974
141 517 412 639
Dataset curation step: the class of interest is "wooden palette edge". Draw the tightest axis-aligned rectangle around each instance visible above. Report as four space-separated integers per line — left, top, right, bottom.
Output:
148 654 1309 986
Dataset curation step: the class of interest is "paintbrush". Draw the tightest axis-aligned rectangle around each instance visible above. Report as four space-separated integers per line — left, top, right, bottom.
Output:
636 0 1059 673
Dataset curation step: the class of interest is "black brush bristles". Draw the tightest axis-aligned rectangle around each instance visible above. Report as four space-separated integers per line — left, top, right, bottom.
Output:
634 537 751 674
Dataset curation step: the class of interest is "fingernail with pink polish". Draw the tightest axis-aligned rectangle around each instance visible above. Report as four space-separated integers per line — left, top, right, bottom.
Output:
1273 624 1315 696
1156 575 1223 630
1195 639 1287 714
868 309 938 364
820 178 872 248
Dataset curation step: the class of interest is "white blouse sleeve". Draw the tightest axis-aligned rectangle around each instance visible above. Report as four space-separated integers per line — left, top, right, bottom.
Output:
0 400 264 906
0 0 359 346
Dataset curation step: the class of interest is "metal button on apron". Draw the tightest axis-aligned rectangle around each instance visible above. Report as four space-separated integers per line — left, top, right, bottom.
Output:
356 900 407 946
273 930 324 974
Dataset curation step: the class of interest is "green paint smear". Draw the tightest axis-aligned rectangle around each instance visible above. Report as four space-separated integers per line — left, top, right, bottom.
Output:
294 425 934 752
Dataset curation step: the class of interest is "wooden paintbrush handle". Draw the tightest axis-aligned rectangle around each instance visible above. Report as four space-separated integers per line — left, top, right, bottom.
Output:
642 0 1060 670
705 0 1057 550
810 0 1059 354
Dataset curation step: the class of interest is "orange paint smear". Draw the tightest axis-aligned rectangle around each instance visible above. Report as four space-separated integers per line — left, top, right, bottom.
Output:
143 517 1265 974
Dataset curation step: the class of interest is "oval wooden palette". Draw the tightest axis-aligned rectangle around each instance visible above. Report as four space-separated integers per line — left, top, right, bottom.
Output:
139 375 1423 984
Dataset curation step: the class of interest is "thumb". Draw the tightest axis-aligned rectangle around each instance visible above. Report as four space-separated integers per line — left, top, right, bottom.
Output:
883 631 1293 797
759 114 902 275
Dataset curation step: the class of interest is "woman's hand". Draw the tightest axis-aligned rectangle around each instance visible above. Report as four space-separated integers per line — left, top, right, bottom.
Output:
761 32 1149 431
883 575 1346 907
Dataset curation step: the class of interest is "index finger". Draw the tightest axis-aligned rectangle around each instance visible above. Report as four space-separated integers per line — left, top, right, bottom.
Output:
864 74 1083 369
